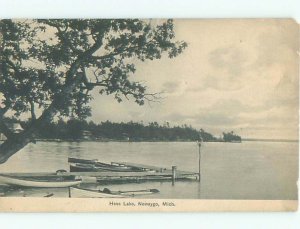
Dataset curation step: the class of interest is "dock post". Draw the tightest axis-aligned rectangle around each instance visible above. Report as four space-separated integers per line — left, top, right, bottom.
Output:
172 166 177 185
197 136 203 182
198 143 201 182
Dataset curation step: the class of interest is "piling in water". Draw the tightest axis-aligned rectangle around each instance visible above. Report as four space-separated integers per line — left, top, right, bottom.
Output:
172 166 177 185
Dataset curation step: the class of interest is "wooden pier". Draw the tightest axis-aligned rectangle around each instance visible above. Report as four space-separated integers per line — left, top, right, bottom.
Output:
2 162 199 184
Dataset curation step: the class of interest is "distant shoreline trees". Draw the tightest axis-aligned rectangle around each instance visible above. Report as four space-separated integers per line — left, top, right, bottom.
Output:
223 131 242 142
18 119 241 142
0 19 187 163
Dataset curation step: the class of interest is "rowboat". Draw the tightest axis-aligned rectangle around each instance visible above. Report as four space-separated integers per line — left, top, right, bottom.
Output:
111 188 160 196
0 174 82 188
69 187 159 198
70 163 144 172
68 157 133 169
68 157 156 172
68 157 97 164
69 187 125 198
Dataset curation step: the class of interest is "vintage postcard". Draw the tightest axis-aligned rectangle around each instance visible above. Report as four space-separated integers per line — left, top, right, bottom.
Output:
0 19 298 212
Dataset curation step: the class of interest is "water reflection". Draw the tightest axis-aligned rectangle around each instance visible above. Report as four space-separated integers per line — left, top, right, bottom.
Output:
0 141 298 199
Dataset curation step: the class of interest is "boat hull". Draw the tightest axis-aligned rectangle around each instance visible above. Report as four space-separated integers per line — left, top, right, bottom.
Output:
69 157 125 167
68 157 97 164
70 164 142 172
69 187 124 198
68 157 144 171
0 175 82 188
69 187 159 198
110 189 159 196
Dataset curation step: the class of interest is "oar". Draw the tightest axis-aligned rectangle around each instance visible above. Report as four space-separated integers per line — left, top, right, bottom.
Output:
44 193 54 197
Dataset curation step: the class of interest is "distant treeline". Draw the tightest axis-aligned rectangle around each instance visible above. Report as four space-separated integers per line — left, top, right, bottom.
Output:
33 120 217 142
20 119 240 142
223 131 242 142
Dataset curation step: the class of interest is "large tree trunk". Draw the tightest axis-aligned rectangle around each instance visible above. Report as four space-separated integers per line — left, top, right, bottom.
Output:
0 135 33 164
0 107 55 163
0 72 83 164
0 39 103 164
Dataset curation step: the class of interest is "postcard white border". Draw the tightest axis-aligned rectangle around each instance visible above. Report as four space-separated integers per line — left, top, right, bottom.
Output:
0 0 299 228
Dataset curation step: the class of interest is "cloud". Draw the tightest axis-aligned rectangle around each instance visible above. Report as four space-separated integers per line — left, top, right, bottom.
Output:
202 46 250 91
164 112 192 122
88 20 298 139
253 20 298 69
165 99 249 127
195 112 237 126
161 81 181 93
274 74 298 104
209 45 248 76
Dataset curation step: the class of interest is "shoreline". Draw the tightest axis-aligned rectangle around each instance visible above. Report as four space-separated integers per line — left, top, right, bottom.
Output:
1 139 297 143
34 139 232 143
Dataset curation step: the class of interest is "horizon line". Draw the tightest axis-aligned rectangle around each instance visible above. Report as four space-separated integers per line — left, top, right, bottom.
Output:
243 138 298 142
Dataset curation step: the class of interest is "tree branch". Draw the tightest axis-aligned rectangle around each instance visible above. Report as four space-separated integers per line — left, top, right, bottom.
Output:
31 34 105 124
91 35 158 62
80 67 107 90
43 21 81 55
0 106 9 119
144 92 163 102
29 100 36 120
92 44 141 61
0 121 14 139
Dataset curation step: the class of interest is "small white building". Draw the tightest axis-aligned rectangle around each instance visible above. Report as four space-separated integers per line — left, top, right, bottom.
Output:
0 133 7 141
0 122 24 141
82 130 93 140
11 123 23 133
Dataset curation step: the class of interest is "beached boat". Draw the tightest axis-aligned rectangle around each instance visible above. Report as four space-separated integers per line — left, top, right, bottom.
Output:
68 157 98 164
68 158 156 173
0 174 82 188
69 187 159 198
69 157 119 167
70 163 99 172
69 187 124 198
70 163 144 172
68 157 132 169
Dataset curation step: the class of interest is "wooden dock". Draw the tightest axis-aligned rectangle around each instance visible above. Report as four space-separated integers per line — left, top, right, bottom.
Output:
114 162 196 174
1 162 199 184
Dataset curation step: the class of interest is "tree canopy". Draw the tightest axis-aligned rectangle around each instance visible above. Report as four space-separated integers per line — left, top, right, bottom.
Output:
0 19 187 163
223 131 242 142
26 119 219 142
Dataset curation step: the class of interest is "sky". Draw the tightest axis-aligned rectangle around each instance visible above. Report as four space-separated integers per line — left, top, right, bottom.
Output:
89 19 299 140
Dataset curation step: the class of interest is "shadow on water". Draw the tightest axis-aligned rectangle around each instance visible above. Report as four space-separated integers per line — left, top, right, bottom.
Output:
1 179 202 199
197 181 201 199
3 186 68 198
0 141 297 199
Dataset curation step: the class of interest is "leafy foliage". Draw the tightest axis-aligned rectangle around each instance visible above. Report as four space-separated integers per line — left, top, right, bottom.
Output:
0 19 187 163
0 19 187 120
223 131 242 142
32 119 220 142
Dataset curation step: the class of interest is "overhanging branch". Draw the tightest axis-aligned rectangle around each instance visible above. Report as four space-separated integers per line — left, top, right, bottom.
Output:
80 67 107 91
0 107 9 119
0 121 14 139
43 21 81 55
92 44 140 61
29 100 36 120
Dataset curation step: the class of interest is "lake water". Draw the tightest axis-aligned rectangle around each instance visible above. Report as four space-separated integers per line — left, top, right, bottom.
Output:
0 141 298 200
